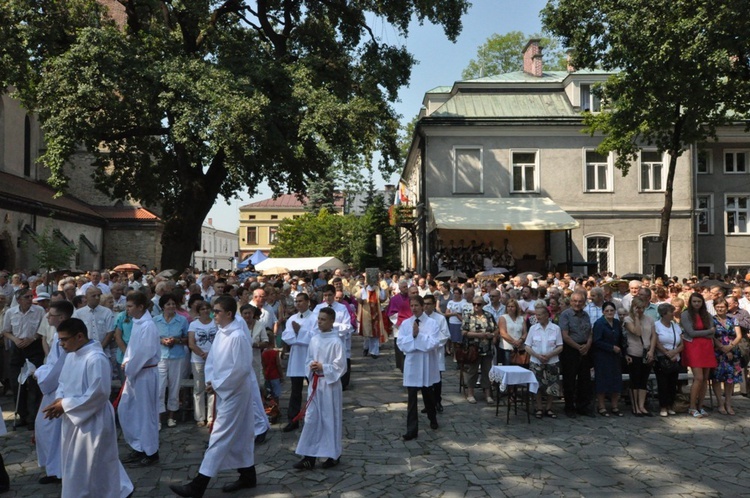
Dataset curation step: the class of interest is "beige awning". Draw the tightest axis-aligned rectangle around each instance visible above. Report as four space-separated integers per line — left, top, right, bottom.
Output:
428 197 579 232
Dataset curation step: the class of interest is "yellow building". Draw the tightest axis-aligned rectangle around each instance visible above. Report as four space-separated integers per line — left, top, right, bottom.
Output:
238 194 344 259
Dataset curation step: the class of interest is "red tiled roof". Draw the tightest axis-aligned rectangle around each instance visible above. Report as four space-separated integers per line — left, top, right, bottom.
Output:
96 206 161 220
0 171 103 219
240 193 345 209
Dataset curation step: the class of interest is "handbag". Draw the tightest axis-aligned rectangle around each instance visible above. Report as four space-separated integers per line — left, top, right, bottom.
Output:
657 324 681 374
510 347 530 366
455 343 478 364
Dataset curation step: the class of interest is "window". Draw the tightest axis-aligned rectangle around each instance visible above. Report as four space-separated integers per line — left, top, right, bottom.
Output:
269 226 278 244
270 215 278 220
726 195 750 234
453 147 483 194
641 235 662 273
724 150 747 174
511 150 539 193
697 150 711 174
246 227 257 245
585 235 611 273
696 194 713 235
584 150 612 192
248 215 256 220
580 84 601 112
640 151 665 192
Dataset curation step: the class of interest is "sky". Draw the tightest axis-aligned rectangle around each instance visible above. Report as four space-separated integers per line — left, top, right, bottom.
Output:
206 0 551 232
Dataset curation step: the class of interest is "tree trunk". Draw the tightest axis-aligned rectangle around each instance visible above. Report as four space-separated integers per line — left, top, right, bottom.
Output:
658 151 679 276
159 183 224 270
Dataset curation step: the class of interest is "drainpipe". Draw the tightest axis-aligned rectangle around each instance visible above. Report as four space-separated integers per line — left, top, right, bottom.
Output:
690 143 697 275
420 129 427 274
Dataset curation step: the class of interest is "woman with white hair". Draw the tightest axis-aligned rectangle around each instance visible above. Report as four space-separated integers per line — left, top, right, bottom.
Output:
525 301 563 418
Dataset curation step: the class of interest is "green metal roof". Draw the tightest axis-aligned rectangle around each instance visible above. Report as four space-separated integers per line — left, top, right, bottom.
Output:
430 92 577 118
425 85 452 94
462 69 613 83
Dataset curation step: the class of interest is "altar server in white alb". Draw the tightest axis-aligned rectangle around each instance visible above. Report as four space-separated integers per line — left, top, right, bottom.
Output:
118 291 161 466
169 296 257 498
313 285 353 389
423 294 450 413
398 296 441 441
281 292 318 432
293 307 346 470
43 318 133 498
34 300 74 485
236 305 271 444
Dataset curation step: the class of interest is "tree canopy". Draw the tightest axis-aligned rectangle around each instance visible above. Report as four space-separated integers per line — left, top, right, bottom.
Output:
542 0 750 272
0 0 469 268
270 200 400 270
461 31 568 79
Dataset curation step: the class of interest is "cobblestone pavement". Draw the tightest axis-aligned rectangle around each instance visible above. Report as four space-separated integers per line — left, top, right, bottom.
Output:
2 335 749 497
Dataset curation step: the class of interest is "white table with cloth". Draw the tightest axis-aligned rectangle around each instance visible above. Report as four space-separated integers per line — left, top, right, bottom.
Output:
489 365 539 423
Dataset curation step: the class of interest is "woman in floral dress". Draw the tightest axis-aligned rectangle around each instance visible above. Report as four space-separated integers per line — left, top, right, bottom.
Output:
712 298 743 415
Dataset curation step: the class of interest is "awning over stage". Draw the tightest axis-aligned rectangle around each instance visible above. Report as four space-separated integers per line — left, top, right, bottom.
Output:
427 197 579 232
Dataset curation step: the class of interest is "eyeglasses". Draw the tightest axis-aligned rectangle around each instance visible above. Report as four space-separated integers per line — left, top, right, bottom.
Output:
212 309 224 314
473 303 484 306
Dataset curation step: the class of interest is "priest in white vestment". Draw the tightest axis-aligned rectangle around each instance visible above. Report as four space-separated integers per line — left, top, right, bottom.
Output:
281 292 317 432
293 307 346 470
118 291 161 466
169 296 258 497
397 296 441 440
34 300 74 485
43 318 133 498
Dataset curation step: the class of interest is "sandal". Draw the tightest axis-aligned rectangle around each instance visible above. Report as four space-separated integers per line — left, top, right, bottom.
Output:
611 409 624 417
598 408 610 417
544 410 557 419
535 410 543 419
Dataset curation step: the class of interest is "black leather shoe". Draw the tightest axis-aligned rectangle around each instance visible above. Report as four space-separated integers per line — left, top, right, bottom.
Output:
169 473 210 498
138 452 160 466
420 407 427 413
430 421 439 430
402 433 418 441
221 478 256 493
370 354 379 359
38 475 61 485
321 457 340 469
254 430 267 444
362 350 369 357
122 450 146 464
436 402 444 413
293 457 316 470
282 421 299 432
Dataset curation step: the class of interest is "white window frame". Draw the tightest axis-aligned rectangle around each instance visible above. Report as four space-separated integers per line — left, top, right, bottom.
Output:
725 194 750 235
724 149 748 174
452 146 483 194
580 83 601 112
510 149 540 194
696 194 713 235
696 149 712 174
726 263 750 275
583 233 614 274
582 148 613 192
638 150 667 192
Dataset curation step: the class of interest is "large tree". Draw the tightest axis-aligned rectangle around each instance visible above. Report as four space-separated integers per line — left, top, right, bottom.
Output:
543 0 750 274
0 0 469 269
462 31 568 80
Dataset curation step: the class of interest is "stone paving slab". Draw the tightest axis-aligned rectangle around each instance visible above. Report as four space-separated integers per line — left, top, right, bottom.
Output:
1 334 750 496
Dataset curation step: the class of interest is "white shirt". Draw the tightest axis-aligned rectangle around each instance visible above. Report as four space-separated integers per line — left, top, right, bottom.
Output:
2 304 45 340
281 310 317 377
80 282 111 295
425 311 450 372
525 321 563 365
654 320 682 361
73 305 115 345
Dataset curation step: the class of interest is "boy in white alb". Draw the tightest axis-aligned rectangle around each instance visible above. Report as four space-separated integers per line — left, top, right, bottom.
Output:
293 307 346 470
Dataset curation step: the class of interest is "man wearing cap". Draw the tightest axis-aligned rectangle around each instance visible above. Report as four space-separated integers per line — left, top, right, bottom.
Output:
2 288 46 428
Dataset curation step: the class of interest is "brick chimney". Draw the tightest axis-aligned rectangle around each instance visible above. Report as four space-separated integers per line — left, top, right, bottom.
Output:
566 50 576 73
522 39 543 77
207 218 213 226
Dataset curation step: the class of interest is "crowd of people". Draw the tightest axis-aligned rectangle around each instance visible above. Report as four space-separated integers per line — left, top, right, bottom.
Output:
1 265 749 495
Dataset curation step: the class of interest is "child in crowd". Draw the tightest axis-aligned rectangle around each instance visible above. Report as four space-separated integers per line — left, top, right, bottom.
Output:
261 348 283 401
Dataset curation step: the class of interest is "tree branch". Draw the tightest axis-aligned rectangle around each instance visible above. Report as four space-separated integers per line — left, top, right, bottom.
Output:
196 0 246 50
318 0 378 46
100 126 170 141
